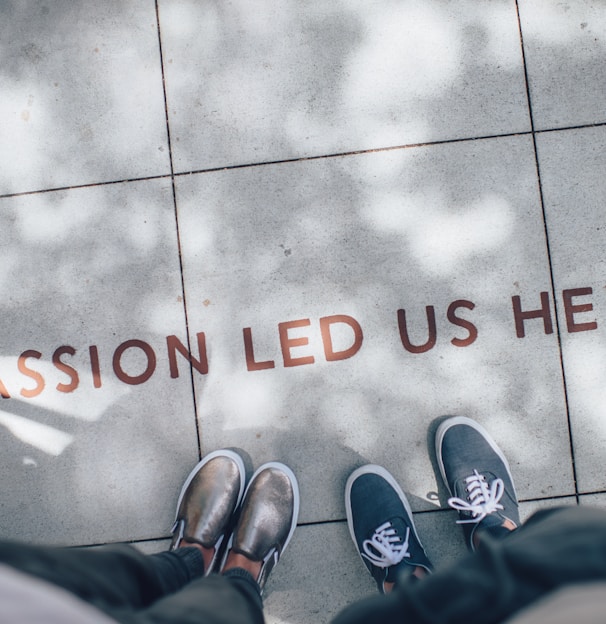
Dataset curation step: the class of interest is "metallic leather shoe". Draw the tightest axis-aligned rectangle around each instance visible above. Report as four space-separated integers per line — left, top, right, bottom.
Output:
170 449 246 575
222 462 299 592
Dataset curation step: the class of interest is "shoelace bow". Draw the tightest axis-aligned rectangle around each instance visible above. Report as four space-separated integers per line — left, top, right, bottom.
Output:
362 521 411 568
448 469 505 524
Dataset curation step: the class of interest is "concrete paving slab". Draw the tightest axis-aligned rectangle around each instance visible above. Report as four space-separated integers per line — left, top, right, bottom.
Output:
159 0 529 172
131 538 171 556
2 1 605 622
580 493 606 508
519 0 606 129
519 496 577 519
0 1 170 195
536 126 606 494
0 180 199 545
177 134 574 526
264 521 375 624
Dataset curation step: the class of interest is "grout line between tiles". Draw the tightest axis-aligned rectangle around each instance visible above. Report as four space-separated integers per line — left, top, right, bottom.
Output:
0 173 173 200
3 124 606 201
171 131 536 177
80 490 598 549
515 0 579 503
536 122 606 135
155 0 202 461
296 493 585 529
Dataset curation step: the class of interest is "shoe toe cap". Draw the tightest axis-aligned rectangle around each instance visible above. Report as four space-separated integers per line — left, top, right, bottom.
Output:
234 466 297 560
178 456 243 546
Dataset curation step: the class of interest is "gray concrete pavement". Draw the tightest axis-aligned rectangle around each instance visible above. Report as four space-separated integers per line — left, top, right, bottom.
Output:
2 2 606 622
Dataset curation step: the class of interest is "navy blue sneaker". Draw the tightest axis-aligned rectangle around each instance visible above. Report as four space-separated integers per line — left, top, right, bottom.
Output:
435 416 520 551
345 465 432 593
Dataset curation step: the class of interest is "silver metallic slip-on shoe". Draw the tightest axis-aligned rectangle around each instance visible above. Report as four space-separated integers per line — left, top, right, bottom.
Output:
222 462 299 592
170 449 246 575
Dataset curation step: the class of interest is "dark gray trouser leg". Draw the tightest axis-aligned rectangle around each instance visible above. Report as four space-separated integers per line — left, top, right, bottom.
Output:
332 506 606 624
138 569 264 624
0 541 176 611
0 540 263 624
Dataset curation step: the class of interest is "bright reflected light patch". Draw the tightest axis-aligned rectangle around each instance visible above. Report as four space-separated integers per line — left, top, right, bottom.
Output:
566 341 606 435
345 5 459 103
414 194 514 274
0 356 128 422
219 372 282 431
367 192 514 276
0 410 73 456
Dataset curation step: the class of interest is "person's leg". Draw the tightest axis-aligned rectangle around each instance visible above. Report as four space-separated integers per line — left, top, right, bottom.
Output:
138 462 299 624
344 415 520 598
334 505 606 624
0 540 260 624
129 564 264 624
334 415 515 623
170 448 247 573
221 462 299 593
0 452 299 624
0 448 246 618
333 416 606 624
0 540 197 611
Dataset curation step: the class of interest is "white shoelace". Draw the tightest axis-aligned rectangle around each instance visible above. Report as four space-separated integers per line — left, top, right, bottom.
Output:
448 469 505 524
362 521 411 568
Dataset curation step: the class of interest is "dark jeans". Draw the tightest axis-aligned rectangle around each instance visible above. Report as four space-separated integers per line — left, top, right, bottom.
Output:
333 506 606 624
0 540 264 624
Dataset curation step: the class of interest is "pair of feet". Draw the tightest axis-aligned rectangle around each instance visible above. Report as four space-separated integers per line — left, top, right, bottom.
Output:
346 416 520 593
170 453 299 593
